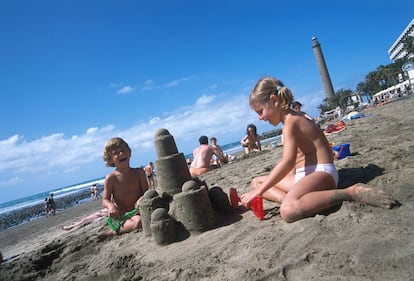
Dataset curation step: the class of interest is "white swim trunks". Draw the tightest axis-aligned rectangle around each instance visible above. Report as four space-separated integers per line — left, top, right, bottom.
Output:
295 164 338 187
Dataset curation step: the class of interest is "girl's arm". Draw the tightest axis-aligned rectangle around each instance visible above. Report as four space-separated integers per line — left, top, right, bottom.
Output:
257 133 296 195
241 124 297 204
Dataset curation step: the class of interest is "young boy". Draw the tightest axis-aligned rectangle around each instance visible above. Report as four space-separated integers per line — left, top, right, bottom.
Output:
100 137 148 240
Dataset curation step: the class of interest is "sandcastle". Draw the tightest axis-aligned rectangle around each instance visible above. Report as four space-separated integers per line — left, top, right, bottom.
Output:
139 128 232 245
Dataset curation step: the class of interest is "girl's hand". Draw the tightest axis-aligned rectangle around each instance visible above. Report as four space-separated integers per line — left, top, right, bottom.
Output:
240 189 262 207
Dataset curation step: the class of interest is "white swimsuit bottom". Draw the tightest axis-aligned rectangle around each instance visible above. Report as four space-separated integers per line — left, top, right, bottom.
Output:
295 163 338 187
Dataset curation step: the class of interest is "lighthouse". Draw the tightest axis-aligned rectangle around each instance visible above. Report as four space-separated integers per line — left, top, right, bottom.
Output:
312 37 335 100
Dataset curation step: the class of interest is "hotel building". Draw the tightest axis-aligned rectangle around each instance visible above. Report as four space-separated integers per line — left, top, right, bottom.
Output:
388 18 414 61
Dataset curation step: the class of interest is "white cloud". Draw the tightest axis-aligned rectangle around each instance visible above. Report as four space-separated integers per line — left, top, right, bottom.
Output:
86 127 98 134
164 76 193 88
0 134 21 145
0 176 23 186
196 94 215 105
141 80 154 91
149 117 161 125
116 85 135 94
0 93 256 194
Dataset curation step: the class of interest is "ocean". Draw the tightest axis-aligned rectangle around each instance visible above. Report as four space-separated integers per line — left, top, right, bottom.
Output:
0 178 105 216
0 135 281 230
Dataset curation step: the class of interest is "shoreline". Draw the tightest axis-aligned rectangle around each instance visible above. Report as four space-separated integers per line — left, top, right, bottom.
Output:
0 187 103 232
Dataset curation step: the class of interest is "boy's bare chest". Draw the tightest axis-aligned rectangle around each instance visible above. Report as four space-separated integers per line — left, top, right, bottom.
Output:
113 171 141 196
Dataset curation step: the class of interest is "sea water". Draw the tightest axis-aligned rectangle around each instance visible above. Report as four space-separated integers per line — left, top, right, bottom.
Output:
0 178 105 216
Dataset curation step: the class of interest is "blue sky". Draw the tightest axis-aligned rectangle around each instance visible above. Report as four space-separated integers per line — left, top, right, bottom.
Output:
1 0 413 203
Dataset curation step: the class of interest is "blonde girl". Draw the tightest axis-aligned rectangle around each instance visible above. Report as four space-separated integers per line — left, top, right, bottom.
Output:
240 77 397 223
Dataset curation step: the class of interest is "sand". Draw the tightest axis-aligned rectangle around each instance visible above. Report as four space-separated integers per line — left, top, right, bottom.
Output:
1 97 413 281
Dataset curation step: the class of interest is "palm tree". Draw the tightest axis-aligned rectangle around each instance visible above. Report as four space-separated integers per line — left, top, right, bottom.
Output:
318 89 353 115
336 89 352 109
402 35 414 59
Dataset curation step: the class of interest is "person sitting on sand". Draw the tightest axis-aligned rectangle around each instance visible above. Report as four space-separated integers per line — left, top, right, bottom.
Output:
190 135 228 177
240 77 399 223
240 124 262 154
291 101 316 124
209 137 229 167
99 137 148 240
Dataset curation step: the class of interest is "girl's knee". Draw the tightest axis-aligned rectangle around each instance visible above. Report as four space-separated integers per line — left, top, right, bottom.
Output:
280 202 299 223
251 176 265 190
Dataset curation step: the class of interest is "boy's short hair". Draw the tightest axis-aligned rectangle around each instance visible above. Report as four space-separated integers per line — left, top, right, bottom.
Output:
103 137 131 167
199 135 209 145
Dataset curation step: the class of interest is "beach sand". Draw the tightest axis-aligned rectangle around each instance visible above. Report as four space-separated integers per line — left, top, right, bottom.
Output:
1 97 413 281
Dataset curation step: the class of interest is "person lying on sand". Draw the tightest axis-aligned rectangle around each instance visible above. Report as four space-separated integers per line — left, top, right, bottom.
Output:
62 209 109 231
99 137 148 240
240 77 399 223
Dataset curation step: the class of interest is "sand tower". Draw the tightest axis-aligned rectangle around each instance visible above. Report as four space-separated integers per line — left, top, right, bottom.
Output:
153 128 191 196
139 128 225 244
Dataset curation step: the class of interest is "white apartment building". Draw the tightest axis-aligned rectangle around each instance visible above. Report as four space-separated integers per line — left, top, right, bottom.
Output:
388 18 414 61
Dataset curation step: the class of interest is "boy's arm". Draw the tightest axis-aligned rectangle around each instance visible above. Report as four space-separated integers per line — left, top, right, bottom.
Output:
102 174 119 219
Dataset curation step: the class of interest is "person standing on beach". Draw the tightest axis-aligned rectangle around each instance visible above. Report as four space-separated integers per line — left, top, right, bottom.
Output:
190 135 228 176
48 193 56 215
44 198 50 217
91 184 97 200
240 77 399 223
100 137 148 240
240 124 262 154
